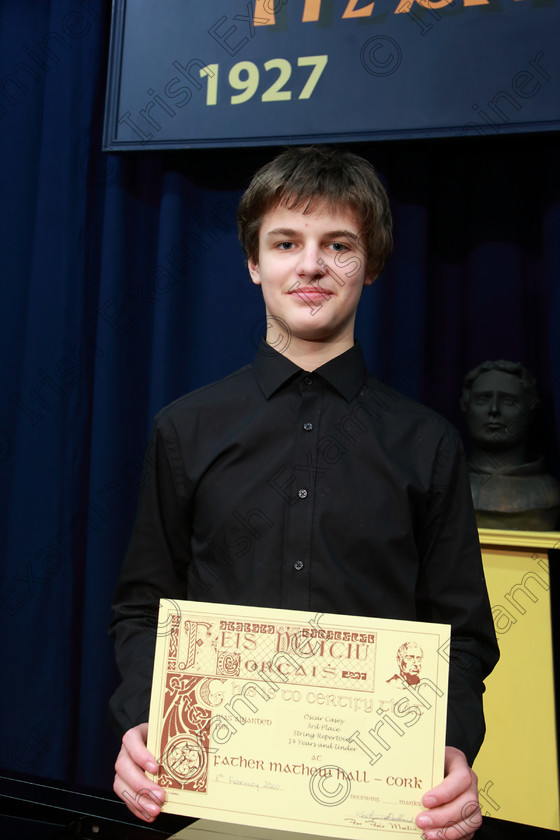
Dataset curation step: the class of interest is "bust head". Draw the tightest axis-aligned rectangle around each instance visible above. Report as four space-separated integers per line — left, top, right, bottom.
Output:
460 361 539 459
460 361 560 529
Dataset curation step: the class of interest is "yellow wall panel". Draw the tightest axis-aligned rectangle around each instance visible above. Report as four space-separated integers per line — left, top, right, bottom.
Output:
474 530 559 830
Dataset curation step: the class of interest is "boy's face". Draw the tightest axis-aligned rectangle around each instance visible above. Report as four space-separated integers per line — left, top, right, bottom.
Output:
248 201 373 351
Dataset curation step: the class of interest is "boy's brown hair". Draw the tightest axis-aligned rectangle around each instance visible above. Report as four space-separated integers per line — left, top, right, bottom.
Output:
237 146 393 280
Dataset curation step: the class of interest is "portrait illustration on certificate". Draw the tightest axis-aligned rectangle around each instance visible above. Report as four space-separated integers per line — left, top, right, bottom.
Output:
148 600 450 839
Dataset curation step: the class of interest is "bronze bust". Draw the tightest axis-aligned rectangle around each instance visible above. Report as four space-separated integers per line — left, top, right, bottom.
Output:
460 360 560 530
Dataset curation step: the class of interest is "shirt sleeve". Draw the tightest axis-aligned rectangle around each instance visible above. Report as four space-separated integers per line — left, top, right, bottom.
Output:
109 414 191 735
415 426 499 765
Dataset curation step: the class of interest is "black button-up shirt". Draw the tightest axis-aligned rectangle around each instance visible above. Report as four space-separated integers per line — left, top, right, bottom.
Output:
110 342 498 763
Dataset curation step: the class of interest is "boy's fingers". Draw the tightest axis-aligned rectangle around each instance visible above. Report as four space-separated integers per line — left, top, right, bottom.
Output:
114 723 165 822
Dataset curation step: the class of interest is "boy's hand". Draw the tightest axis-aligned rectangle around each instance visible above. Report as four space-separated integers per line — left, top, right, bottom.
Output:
113 723 165 822
415 746 482 839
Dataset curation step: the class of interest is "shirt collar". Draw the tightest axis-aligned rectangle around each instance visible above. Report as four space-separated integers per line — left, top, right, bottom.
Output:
253 340 367 402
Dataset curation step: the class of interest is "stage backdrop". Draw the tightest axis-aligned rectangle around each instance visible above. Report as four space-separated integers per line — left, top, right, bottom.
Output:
0 0 559 793
104 0 560 148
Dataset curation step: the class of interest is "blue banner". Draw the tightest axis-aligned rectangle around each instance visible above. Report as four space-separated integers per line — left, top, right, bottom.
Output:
103 0 559 149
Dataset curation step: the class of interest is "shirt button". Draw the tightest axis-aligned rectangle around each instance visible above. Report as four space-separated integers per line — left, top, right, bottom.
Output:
303 422 313 431
294 560 304 571
298 488 308 499
304 376 313 386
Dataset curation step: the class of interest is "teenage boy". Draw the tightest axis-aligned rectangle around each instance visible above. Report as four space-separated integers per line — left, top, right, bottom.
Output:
111 146 498 840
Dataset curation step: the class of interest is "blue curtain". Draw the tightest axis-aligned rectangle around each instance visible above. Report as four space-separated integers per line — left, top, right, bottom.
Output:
1 2 558 790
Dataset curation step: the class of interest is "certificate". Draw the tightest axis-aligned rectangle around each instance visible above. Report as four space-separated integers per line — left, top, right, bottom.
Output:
148 601 450 840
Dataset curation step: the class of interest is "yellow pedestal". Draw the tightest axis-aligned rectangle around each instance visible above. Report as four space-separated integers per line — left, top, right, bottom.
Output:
473 528 560 830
